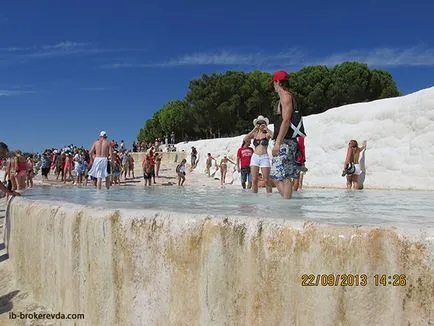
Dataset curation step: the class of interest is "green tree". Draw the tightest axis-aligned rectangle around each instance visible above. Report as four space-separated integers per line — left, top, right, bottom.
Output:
137 63 400 142
288 65 332 114
158 100 192 140
368 69 401 99
327 62 372 107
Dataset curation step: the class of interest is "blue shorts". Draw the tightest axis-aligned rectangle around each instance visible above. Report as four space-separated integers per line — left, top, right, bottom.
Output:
240 167 252 183
271 138 300 181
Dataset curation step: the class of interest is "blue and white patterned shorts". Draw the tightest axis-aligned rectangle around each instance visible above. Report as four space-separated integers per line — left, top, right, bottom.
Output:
271 138 300 181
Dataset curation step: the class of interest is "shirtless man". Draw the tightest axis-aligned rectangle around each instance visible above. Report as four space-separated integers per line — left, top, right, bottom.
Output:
88 131 114 190
270 70 306 199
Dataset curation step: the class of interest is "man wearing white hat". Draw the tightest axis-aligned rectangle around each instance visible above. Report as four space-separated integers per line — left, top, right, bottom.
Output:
88 131 114 190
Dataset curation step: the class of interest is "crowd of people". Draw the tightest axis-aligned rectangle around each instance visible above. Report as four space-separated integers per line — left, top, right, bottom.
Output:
0 134 139 193
1 70 367 199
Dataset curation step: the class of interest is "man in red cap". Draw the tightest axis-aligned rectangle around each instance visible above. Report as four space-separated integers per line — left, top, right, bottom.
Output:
269 70 306 199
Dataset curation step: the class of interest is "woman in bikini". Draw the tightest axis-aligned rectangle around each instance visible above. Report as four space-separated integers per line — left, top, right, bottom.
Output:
154 152 162 177
343 140 367 190
4 153 17 195
63 153 73 183
176 159 187 186
219 155 235 185
243 115 273 193
26 155 35 188
15 151 27 190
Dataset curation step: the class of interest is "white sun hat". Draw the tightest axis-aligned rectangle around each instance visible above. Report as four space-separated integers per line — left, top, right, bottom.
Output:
253 115 269 126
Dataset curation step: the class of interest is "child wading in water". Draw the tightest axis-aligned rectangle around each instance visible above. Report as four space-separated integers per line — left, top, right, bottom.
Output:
219 155 235 185
205 153 217 177
176 159 187 186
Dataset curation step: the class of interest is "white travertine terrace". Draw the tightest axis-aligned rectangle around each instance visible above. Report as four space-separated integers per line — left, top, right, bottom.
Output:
6 198 434 325
175 86 434 190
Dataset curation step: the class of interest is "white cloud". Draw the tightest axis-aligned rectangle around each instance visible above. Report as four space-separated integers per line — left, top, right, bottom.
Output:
41 41 90 50
99 63 141 69
100 45 434 69
312 46 434 67
100 49 304 69
166 51 256 66
0 42 88 54
0 89 36 96
80 87 118 91
0 41 132 66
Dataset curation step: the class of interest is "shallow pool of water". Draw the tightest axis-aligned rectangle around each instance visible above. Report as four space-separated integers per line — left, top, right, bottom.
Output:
22 185 434 232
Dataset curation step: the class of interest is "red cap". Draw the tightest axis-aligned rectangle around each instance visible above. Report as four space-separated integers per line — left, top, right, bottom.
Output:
270 70 289 84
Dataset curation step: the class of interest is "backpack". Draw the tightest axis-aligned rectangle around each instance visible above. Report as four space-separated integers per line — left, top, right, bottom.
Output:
274 95 306 139
296 136 306 164
175 164 181 173
290 96 306 138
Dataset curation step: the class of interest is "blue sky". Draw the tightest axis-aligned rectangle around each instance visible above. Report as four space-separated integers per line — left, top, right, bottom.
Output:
1 0 433 152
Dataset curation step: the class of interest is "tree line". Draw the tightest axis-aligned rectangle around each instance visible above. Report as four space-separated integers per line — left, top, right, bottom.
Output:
138 61 400 142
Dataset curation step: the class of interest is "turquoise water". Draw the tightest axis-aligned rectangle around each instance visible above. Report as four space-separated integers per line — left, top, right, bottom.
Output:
23 185 434 231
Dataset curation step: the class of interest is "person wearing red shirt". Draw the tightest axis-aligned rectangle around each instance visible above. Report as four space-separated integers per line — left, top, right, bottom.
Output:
236 141 254 190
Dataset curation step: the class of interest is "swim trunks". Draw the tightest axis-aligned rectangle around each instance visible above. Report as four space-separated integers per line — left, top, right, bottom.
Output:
88 157 109 179
143 172 151 179
270 138 300 181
